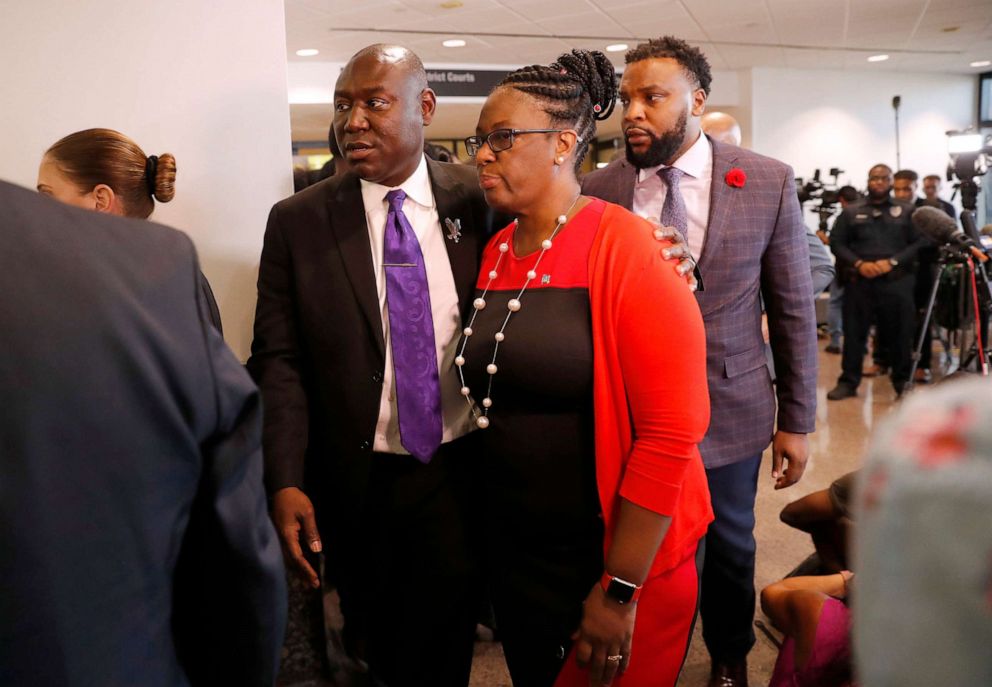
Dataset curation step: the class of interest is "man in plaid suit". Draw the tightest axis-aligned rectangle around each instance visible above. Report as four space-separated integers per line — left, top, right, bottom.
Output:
582 37 817 687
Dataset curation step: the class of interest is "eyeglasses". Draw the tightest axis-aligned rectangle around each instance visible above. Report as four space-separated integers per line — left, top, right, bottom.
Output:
464 128 576 157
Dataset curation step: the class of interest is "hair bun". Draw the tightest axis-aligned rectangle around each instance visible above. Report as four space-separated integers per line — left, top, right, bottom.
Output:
152 153 177 203
553 49 617 121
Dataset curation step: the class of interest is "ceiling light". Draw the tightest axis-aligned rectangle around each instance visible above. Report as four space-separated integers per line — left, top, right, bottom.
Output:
606 43 628 53
296 49 319 57
971 60 991 68
440 0 463 8
442 39 466 48
867 54 889 63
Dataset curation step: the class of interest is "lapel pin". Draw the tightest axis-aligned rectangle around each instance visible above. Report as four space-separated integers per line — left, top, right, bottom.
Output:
444 217 462 243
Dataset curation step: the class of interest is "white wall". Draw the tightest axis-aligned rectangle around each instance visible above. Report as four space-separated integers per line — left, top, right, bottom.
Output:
0 1 294 360
749 67 975 196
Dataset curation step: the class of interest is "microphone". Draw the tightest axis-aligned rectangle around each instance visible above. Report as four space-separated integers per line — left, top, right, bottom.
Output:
912 206 976 250
892 95 901 109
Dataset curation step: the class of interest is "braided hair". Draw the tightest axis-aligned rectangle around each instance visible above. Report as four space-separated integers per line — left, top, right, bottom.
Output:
496 49 617 172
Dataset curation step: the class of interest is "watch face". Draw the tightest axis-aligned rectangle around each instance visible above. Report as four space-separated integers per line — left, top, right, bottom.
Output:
606 578 636 604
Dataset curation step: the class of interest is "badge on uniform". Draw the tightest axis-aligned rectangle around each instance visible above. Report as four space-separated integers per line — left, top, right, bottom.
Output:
890 205 903 218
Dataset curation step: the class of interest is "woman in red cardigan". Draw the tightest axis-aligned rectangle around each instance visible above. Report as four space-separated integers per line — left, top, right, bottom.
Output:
458 49 712 687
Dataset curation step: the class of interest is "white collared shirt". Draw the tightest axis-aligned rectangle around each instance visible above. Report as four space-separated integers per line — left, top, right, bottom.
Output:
360 155 474 454
632 132 713 260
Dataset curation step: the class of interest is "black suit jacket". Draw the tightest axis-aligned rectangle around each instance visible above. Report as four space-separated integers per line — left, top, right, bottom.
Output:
248 159 496 536
0 181 286 686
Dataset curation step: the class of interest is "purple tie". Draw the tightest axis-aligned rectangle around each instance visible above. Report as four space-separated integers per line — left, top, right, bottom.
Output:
658 166 688 244
383 189 442 463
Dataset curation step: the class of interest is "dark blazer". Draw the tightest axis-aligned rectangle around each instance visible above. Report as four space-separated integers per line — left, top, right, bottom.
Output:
582 137 818 468
0 181 286 686
247 159 495 537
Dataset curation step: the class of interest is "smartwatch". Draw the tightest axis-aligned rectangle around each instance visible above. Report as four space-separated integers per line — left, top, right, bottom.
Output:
600 572 642 605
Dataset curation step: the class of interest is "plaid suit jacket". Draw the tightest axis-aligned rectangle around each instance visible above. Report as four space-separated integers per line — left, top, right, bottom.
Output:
582 137 817 468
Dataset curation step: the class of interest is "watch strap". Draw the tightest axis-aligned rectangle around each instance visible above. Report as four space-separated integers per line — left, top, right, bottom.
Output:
600 571 642 605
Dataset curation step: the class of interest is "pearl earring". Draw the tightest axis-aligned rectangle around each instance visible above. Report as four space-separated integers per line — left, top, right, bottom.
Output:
556 156 564 164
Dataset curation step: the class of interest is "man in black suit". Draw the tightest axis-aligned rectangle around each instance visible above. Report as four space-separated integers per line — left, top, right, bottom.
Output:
248 45 494 686
0 181 286 686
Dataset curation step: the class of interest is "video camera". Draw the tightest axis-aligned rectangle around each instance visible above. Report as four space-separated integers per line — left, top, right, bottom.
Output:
796 167 846 232
946 131 992 213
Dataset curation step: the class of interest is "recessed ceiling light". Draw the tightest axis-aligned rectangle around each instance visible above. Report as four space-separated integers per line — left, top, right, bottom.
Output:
942 26 960 33
442 39 466 48
971 60 991 68
606 43 628 53
296 49 319 57
867 54 889 62
440 0 463 8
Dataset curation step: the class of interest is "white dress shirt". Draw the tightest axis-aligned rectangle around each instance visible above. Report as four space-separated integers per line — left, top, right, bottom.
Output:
360 155 474 454
632 132 713 260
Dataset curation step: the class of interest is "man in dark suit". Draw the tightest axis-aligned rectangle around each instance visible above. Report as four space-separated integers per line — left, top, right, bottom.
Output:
582 37 818 687
248 45 495 687
0 181 286 686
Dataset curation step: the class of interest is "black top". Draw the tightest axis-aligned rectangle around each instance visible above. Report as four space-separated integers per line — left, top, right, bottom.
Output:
915 196 956 218
461 208 606 551
830 196 929 269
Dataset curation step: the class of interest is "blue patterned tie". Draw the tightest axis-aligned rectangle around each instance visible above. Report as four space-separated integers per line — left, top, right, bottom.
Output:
383 189 442 463
658 166 688 244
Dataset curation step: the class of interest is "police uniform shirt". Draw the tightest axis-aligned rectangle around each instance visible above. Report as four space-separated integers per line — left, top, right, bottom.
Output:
829 196 928 269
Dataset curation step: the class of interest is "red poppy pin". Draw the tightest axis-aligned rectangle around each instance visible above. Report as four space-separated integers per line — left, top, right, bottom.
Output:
725 168 746 188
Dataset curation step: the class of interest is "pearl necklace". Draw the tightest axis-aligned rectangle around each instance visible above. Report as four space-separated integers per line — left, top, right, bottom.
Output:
455 197 580 429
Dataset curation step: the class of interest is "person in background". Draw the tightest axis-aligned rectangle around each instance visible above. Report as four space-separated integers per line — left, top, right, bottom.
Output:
779 471 858 575
760 572 854 687
0 180 286 686
920 174 955 217
911 174 955 383
892 168 919 204
583 36 818 687
37 128 223 333
425 141 457 163
855 377 992 686
821 186 861 354
827 164 926 400
866 169 921 376
700 111 743 146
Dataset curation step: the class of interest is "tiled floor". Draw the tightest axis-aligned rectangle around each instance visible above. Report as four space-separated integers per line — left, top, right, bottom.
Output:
469 343 906 686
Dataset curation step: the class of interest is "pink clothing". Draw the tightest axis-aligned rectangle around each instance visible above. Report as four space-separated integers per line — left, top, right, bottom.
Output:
769 597 855 687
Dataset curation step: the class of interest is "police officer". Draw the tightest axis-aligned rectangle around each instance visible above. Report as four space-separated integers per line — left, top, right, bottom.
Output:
827 164 929 400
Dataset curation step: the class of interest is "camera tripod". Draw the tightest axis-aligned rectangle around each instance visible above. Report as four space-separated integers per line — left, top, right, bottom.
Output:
906 244 992 391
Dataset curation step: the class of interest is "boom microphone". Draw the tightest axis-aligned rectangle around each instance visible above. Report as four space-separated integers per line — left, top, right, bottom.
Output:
912 206 975 249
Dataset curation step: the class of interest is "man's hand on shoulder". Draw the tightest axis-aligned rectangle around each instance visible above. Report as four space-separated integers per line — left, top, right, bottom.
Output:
272 486 322 588
771 430 809 490
649 222 698 291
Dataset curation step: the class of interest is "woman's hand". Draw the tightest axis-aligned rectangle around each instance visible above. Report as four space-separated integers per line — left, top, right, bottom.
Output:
572 583 636 686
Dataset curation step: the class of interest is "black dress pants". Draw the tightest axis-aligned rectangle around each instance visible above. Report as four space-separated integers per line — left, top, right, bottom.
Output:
489 531 603 687
334 434 483 687
840 272 916 390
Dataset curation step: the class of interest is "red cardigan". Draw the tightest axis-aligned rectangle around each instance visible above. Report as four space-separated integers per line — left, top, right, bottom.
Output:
588 201 713 575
